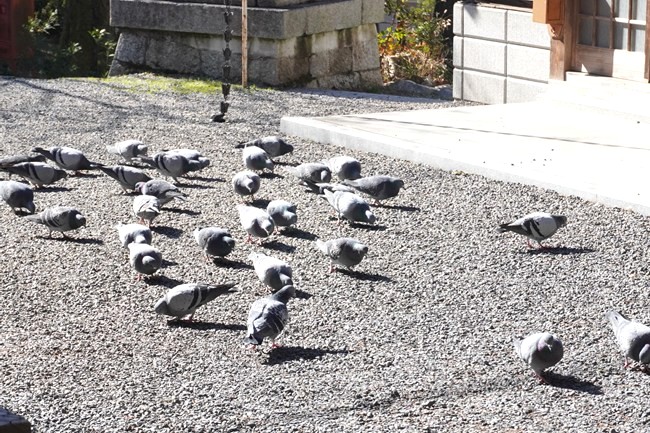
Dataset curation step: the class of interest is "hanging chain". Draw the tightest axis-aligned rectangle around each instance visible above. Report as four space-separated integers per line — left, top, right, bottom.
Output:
211 0 233 122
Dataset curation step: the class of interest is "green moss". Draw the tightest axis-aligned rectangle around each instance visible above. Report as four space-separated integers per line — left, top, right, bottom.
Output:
81 73 224 94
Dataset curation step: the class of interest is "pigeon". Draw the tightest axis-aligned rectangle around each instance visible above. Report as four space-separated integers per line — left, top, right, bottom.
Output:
135 179 188 206
326 156 362 181
0 162 67 188
32 146 101 173
322 189 376 225
135 152 202 183
133 195 160 227
0 180 35 214
24 206 86 238
237 205 275 243
232 171 261 201
236 136 294 159
193 227 235 260
342 175 405 204
165 149 210 171
242 146 274 173
115 222 152 248
606 310 650 368
315 238 368 273
248 252 293 292
154 282 237 321
128 242 162 279
106 139 148 163
244 284 295 347
303 181 356 195
498 212 567 248
97 165 152 193
513 332 564 383
266 200 297 231
285 162 331 184
0 153 46 169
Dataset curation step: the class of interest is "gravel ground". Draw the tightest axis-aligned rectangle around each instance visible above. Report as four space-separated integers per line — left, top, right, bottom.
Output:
1 75 649 433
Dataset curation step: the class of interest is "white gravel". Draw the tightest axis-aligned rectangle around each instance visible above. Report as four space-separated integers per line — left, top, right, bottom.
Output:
1 75 649 432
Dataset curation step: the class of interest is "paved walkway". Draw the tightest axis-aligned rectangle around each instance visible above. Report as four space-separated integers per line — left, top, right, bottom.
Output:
281 97 650 216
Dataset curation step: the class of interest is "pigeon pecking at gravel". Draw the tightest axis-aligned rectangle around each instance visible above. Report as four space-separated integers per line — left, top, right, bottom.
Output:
513 332 564 384
342 175 405 205
0 180 35 214
97 165 152 194
606 310 650 369
232 171 261 202
135 179 188 206
133 195 161 227
135 152 202 183
266 199 297 231
498 212 567 249
24 206 86 238
326 156 362 181
244 284 295 348
237 204 275 243
106 139 148 163
193 227 236 260
248 252 293 292
32 146 101 174
115 222 153 248
315 237 368 273
237 136 294 159
154 282 237 321
242 145 274 173
322 189 376 225
0 161 68 188
285 162 332 184
128 242 162 280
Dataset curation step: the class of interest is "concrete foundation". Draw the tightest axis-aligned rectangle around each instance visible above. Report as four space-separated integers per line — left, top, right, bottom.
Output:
109 0 384 89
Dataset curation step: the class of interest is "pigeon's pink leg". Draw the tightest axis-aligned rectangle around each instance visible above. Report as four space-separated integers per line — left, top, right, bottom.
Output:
624 357 630 369
534 372 548 384
270 341 282 349
329 263 335 273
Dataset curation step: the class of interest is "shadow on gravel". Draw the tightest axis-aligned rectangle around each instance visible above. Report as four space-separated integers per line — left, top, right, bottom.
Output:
249 198 271 208
295 289 312 300
34 186 72 193
376 203 420 212
264 346 350 365
164 208 201 216
273 160 298 167
524 247 596 256
145 274 183 287
260 172 284 180
161 258 178 268
281 227 317 241
181 176 224 184
35 236 104 244
262 240 296 253
152 226 184 238
349 223 388 231
545 372 603 395
213 257 253 269
167 320 247 332
337 269 393 282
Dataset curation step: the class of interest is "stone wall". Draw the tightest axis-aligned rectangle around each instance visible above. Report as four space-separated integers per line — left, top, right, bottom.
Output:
109 0 384 90
453 1 551 104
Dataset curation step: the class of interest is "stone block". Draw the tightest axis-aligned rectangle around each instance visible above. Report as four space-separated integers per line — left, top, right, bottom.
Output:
453 1 463 36
278 56 310 83
463 3 506 41
507 44 550 82
506 76 548 103
309 53 329 77
316 72 361 90
351 23 378 45
462 69 505 104
358 68 383 89
114 31 147 65
145 33 201 73
453 68 463 100
352 39 380 71
249 58 280 85
463 38 506 75
329 47 353 75
453 36 463 68
507 9 551 48
361 0 385 24
305 0 362 35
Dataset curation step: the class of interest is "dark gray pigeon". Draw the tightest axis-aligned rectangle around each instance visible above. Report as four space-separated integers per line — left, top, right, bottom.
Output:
342 175 405 204
315 237 368 273
0 153 46 169
135 179 188 206
24 206 86 238
154 282 237 321
326 156 362 181
244 285 295 347
0 180 35 214
266 199 297 230
135 152 202 183
303 181 356 195
498 212 567 248
128 242 162 279
193 227 235 259
98 165 152 193
237 136 294 158
0 162 67 188
606 310 650 368
286 162 331 184
32 146 101 173
513 332 564 383
232 171 261 201
106 139 148 163
323 189 376 225
115 222 152 248
242 146 274 173
237 205 275 243
165 149 210 172
248 252 293 292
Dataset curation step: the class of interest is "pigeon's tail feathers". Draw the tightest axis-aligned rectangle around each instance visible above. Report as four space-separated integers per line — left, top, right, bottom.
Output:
315 239 328 254
87 161 105 169
154 298 170 315
243 334 263 345
497 222 526 236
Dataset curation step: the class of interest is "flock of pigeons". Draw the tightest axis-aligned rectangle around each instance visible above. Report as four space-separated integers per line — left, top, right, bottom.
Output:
0 140 648 380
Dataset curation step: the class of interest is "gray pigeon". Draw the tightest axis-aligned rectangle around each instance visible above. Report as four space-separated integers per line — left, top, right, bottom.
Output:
128 242 163 279
606 310 650 368
0 162 67 188
135 179 188 206
248 252 293 292
193 227 235 260
242 146 274 173
154 282 237 321
24 206 86 238
98 165 152 193
342 175 405 204
315 238 368 273
232 171 261 201
237 136 294 158
326 156 362 181
498 212 567 248
286 162 331 184
244 284 295 347
237 205 275 243
32 146 101 173
106 139 148 163
165 148 210 172
115 222 152 248
266 200 297 230
303 181 356 195
135 152 202 183
133 195 160 227
323 189 376 225
0 153 46 169
513 332 564 383
0 180 35 214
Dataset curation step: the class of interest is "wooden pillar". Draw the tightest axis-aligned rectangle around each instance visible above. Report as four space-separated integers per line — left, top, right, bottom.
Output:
645 0 650 80
548 0 575 80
